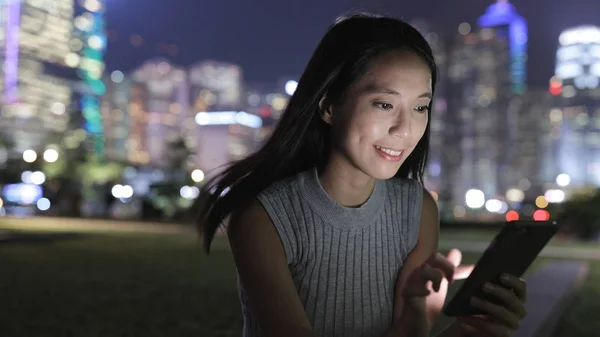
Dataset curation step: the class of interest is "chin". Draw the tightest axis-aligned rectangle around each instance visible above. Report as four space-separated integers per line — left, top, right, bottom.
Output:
365 163 404 180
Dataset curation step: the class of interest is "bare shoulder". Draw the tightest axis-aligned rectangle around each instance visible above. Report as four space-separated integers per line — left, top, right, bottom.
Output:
420 186 440 231
227 198 313 337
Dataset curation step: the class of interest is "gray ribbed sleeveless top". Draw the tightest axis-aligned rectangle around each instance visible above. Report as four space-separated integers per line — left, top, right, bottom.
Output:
238 168 423 337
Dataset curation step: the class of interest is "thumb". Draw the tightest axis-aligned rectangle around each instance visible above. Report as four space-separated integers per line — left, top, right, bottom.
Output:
446 248 462 267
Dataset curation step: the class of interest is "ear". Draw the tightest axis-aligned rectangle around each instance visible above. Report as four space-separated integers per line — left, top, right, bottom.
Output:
318 96 333 124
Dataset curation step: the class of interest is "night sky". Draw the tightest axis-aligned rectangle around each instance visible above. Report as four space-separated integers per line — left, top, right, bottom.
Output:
103 0 600 87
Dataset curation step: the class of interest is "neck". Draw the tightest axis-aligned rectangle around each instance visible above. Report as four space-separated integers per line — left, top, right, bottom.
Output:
318 154 377 207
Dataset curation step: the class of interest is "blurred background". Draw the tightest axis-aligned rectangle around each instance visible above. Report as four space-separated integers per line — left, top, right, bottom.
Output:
2 0 600 336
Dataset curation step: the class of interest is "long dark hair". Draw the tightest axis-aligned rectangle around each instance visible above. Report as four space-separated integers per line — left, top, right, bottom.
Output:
197 12 438 253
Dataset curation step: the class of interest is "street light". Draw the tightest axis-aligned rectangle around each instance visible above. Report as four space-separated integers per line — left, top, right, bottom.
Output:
43 149 59 163
23 149 37 163
191 169 205 183
285 80 298 96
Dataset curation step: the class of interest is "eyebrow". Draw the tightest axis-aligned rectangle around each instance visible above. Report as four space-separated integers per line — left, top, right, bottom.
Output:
361 85 432 99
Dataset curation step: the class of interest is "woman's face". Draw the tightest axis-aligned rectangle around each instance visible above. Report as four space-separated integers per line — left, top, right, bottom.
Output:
324 50 432 180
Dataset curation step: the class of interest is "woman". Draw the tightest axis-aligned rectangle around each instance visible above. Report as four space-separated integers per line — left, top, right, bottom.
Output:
197 12 527 337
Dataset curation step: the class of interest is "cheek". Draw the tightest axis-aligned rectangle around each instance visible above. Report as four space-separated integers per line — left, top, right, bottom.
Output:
412 116 428 143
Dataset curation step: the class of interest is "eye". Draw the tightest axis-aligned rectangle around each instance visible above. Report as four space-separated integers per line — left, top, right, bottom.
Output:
414 105 430 114
373 102 394 110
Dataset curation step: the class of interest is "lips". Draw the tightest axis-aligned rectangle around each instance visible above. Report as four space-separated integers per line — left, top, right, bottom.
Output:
374 145 403 157
374 145 404 162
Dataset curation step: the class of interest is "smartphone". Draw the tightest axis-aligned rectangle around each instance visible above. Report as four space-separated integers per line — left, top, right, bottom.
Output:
443 220 559 317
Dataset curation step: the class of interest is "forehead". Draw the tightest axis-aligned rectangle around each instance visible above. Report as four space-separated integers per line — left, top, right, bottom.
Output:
358 50 432 90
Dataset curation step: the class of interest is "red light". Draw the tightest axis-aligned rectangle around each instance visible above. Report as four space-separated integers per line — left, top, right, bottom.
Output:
258 106 272 118
549 80 563 96
533 209 550 221
506 210 519 222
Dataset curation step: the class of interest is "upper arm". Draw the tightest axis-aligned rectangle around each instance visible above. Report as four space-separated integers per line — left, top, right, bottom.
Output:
227 198 313 337
392 186 440 319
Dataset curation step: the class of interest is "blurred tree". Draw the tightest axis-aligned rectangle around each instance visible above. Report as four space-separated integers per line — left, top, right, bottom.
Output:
148 136 196 219
41 130 124 216
550 188 600 240
0 134 20 184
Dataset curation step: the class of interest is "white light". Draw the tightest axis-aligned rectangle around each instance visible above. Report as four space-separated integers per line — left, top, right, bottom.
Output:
191 169 205 183
505 188 525 203
83 0 102 12
21 171 32 184
556 173 571 187
559 26 600 46
235 111 263 128
74 15 93 31
88 35 104 50
64 53 81 68
37 198 51 211
485 199 503 213
465 189 485 209
285 80 298 96
30 171 46 185
111 70 124 83
51 102 66 115
112 184 124 198
180 186 200 199
121 185 134 199
545 189 566 203
43 149 59 163
23 149 37 163
555 62 583 79
194 111 262 128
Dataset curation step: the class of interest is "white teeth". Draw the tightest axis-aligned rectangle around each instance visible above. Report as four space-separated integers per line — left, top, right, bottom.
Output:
375 145 402 156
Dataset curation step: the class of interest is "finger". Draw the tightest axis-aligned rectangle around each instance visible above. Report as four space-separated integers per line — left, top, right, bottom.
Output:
446 248 462 267
454 265 474 280
404 264 443 295
483 282 527 319
500 274 527 301
423 264 445 292
427 253 456 284
457 316 513 337
470 297 521 330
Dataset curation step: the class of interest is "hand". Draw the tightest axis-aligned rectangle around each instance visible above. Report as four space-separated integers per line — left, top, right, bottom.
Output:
453 274 527 336
424 249 473 323
391 249 474 335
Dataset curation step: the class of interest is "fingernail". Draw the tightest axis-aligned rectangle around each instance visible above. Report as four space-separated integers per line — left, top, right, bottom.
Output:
483 283 494 292
501 274 511 282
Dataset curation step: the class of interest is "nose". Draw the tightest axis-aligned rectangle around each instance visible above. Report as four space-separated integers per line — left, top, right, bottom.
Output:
389 111 411 139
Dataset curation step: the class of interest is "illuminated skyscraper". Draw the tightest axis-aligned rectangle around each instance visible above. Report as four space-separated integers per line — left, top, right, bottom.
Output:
446 28 510 215
100 71 130 162
189 61 243 111
549 26 600 187
129 59 189 166
72 0 108 160
409 19 453 212
477 0 528 94
435 1 529 219
0 0 75 152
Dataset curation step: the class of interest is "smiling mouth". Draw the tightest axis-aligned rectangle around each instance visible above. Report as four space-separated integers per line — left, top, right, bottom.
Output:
374 145 404 157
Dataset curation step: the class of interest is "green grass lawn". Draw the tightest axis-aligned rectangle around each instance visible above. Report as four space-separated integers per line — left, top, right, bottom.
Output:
0 233 242 337
1 230 598 337
553 260 600 337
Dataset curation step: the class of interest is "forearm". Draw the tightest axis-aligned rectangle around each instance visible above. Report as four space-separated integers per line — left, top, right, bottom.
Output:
383 313 430 337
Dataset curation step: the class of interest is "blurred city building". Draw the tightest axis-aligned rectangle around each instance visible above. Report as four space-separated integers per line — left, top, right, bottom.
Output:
0 0 75 153
72 0 108 159
410 19 451 212
550 25 600 187
100 70 131 162
128 59 189 165
438 1 529 219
